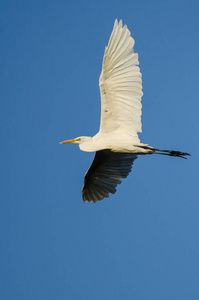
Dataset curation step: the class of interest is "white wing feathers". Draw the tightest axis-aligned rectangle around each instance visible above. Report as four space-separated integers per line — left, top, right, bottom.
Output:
99 19 143 136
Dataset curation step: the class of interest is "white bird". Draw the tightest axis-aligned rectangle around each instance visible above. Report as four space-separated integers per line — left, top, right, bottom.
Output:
60 19 190 203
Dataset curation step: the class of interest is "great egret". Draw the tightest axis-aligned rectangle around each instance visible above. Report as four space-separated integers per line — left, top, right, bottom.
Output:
60 19 190 203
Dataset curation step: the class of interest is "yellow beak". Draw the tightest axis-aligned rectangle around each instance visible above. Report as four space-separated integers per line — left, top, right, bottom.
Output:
59 138 80 144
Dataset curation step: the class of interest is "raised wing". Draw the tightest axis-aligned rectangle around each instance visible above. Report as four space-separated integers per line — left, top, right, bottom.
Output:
82 150 138 203
99 19 143 136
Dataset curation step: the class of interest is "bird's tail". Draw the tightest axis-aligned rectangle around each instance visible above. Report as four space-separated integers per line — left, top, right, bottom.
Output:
153 148 190 159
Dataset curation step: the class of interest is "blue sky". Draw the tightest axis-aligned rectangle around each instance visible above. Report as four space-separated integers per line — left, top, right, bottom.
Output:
1 0 199 299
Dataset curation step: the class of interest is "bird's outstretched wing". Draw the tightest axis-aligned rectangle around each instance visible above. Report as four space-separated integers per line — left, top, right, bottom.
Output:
82 150 138 203
99 19 143 136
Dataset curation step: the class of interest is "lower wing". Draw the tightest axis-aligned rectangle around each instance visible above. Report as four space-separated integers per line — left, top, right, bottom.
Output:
82 150 138 203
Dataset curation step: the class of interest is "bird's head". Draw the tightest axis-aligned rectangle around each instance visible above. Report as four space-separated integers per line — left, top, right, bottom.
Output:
60 136 97 152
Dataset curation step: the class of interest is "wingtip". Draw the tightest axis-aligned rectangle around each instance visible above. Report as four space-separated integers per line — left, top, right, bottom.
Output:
113 19 118 30
114 19 123 28
118 19 123 27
